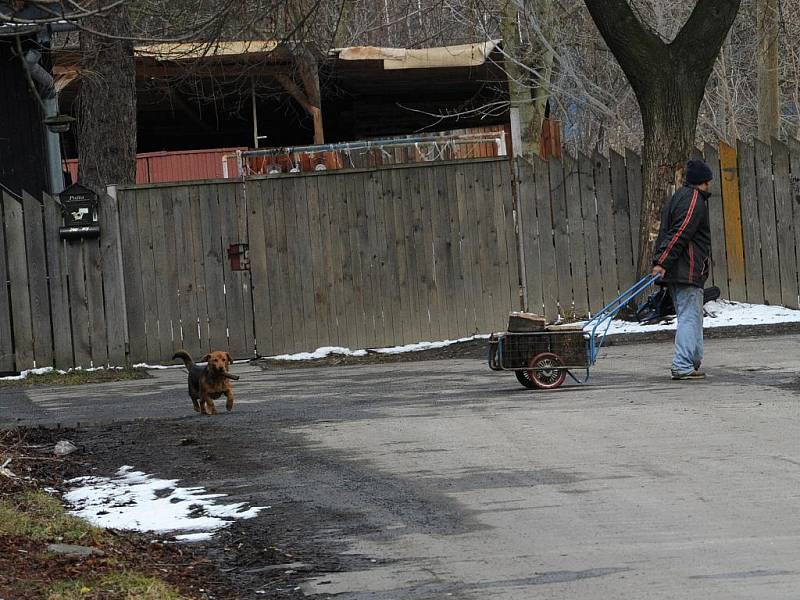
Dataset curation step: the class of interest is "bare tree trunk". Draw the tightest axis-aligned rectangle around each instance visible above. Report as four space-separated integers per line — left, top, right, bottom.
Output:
639 84 703 275
500 1 537 160
77 1 136 194
757 0 780 141
584 0 741 275
499 0 553 161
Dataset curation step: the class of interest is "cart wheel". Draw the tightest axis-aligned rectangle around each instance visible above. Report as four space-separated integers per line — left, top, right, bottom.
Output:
527 352 567 390
515 369 538 389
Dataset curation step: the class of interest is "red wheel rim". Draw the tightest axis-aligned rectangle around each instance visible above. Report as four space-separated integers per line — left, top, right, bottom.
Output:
527 352 567 389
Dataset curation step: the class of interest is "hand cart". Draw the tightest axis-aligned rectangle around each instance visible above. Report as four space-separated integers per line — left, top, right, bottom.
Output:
488 275 659 389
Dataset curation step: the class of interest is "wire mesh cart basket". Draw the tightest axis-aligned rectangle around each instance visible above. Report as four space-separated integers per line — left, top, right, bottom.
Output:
488 275 658 390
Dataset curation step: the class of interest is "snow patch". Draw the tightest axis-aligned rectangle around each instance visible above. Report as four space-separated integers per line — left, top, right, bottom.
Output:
0 367 57 381
373 335 490 354
270 346 369 361
269 335 490 361
64 466 268 542
581 300 800 336
0 365 128 381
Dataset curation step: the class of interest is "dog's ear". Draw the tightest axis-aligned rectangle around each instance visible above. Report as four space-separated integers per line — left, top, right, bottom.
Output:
225 352 233 365
201 354 210 363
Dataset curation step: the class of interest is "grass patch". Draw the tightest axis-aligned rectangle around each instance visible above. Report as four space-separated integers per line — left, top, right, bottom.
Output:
0 490 106 544
0 367 150 388
47 572 190 600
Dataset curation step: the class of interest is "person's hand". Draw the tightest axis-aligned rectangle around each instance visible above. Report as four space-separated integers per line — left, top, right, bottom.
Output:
652 265 666 278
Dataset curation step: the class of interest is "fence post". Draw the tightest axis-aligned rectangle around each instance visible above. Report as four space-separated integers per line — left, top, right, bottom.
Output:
509 106 528 311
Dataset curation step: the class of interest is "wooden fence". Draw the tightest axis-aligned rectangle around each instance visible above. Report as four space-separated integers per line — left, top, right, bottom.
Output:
116 159 518 361
3 139 800 371
0 191 126 372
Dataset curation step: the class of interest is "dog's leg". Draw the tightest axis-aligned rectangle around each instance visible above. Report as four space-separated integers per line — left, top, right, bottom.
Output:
199 392 210 415
191 397 201 413
205 396 218 415
225 389 234 412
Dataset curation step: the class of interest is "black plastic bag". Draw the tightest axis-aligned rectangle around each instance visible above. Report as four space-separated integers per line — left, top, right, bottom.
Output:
636 286 721 324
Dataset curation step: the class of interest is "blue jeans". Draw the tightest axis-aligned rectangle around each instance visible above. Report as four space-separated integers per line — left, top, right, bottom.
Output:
669 284 704 374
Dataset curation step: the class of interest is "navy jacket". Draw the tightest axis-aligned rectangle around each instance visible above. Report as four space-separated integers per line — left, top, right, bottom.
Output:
652 185 711 288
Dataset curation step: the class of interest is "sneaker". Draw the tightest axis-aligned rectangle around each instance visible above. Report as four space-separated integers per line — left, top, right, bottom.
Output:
671 369 706 380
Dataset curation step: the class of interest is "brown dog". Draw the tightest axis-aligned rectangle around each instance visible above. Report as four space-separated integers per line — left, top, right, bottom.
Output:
173 350 237 415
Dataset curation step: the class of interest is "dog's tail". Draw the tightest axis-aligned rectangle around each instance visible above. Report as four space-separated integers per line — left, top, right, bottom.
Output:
172 350 194 370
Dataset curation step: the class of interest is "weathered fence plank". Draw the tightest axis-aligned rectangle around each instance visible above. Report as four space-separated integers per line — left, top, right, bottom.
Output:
172 186 203 359
118 192 146 362
22 192 53 367
148 189 173 362
360 171 381 344
305 175 331 348
471 162 495 333
610 149 635 290
100 192 128 366
578 153 603 313
83 236 109 367
455 166 481 331
423 166 445 341
443 164 469 334
564 154 589 317
517 159 544 315
532 157 558 319
265 179 292 354
771 139 798 307
42 195 73 369
65 241 91 367
0 195 17 371
378 168 403 343
703 145 729 299
593 152 619 305
491 160 518 317
188 188 211 355
246 181 272 356
754 139 781 304
372 169 396 346
625 149 643 260
345 173 369 347
4 193 34 370
719 142 747 301
136 188 160 362
738 142 764 304
235 183 255 355
388 167 415 342
200 185 228 352
156 189 181 358
219 183 248 358
550 157 573 315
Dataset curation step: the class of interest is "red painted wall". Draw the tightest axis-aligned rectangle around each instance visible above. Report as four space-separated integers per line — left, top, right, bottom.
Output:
65 147 245 185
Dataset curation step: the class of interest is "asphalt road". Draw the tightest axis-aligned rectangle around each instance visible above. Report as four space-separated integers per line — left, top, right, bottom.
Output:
2 334 800 599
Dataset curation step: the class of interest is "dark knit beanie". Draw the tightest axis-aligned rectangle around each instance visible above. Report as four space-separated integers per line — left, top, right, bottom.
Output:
686 159 713 185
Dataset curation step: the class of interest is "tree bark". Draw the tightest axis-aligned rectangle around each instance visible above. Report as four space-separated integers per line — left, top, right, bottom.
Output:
77 1 137 195
584 0 741 276
757 0 780 141
499 1 538 161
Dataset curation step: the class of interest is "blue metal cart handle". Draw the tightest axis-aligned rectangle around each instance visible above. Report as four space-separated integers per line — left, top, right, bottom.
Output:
583 274 660 364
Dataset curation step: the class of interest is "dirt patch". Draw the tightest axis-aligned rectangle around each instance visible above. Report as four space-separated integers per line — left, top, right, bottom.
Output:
0 367 150 389
0 420 348 600
0 427 298 600
256 337 491 369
